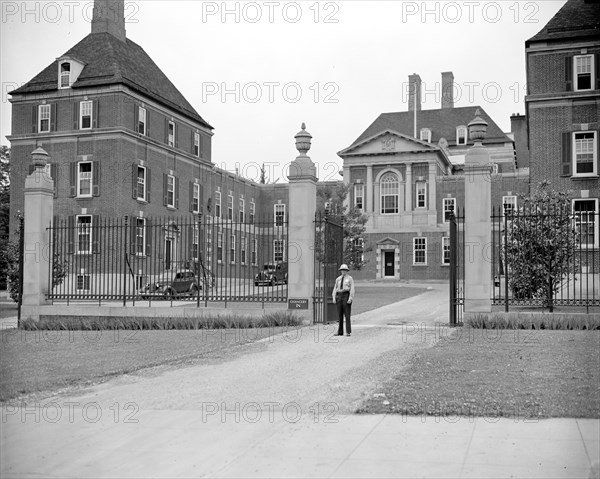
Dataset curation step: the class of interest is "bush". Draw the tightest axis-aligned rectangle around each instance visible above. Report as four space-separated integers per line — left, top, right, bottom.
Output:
466 312 600 330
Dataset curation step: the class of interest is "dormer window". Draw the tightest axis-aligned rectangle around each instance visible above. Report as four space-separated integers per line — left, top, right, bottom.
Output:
456 126 467 145
60 62 71 88
420 128 431 143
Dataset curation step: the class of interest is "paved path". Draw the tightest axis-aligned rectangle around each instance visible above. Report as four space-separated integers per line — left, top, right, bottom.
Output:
1 283 598 478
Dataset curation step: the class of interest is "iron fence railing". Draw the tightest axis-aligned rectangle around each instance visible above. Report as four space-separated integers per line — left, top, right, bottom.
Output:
491 206 599 312
47 214 289 305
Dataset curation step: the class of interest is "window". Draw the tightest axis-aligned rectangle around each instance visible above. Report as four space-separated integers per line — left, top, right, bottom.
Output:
456 126 467 145
573 199 598 248
215 191 221 218
135 218 146 256
250 201 255 224
227 195 234 220
354 183 364 211
413 237 427 265
76 274 90 291
217 231 223 262
39 105 50 132
230 234 236 263
192 227 199 260
442 237 450 265
60 62 71 88
502 196 517 217
275 204 286 226
241 235 247 264
574 55 594 91
166 175 175 208
274 240 285 262
168 121 175 147
194 132 200 157
192 183 200 213
251 239 257 265
351 237 364 264
136 166 146 201
380 173 398 214
416 181 427 209
76 215 92 254
443 198 456 222
138 107 146 135
573 131 597 176
239 198 245 223
420 128 431 142
80 100 92 129
78 162 92 197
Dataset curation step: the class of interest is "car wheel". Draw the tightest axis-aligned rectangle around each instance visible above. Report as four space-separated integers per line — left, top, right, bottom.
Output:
190 285 199 296
254 281 259 286
269 277 275 287
164 289 175 300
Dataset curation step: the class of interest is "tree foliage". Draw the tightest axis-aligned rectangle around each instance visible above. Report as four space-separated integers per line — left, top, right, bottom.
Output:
503 182 580 311
0 146 10 289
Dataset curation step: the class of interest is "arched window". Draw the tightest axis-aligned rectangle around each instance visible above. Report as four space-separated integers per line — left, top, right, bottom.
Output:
420 128 431 142
380 172 399 214
456 126 467 145
60 62 71 88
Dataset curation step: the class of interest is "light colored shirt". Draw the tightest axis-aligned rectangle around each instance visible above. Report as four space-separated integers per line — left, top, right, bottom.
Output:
332 273 355 303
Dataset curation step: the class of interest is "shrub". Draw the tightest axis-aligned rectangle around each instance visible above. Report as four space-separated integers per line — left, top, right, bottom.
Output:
465 313 600 330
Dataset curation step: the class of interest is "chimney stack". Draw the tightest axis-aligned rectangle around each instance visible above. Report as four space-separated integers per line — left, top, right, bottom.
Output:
92 0 126 42
441 71 454 109
408 74 422 112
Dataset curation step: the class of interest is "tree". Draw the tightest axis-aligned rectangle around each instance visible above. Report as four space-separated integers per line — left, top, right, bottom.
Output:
0 146 10 289
503 181 579 312
316 182 369 270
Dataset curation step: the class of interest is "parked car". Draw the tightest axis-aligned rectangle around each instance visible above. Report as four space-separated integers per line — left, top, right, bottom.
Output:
254 263 288 286
139 269 200 299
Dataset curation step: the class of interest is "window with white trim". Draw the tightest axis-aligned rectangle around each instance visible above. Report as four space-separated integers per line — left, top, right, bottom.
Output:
354 183 364 211
215 191 221 218
76 215 92 254
573 199 598 248
502 196 517 217
39 104 50 132
250 201 255 224
78 162 93 197
251 238 257 265
442 237 450 265
168 121 175 147
420 128 431 142
241 235 247 264
80 100 92 130
275 204 286 226
413 237 427 265
230 234 236 264
416 181 427 209
574 55 594 91
239 198 245 223
60 62 71 88
194 132 200 157
135 217 146 256
217 231 223 262
192 183 200 213
192 226 199 260
227 195 234 220
136 166 146 201
138 107 146 135
456 126 467 145
166 175 175 208
76 274 90 291
443 198 455 222
380 172 398 214
573 131 597 177
274 240 285 263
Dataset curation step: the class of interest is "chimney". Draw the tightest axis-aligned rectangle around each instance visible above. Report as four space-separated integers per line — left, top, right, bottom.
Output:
408 74 422 112
91 0 126 42
441 71 454 109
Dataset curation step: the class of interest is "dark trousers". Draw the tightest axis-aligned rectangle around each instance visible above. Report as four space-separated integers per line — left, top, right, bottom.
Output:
336 292 352 335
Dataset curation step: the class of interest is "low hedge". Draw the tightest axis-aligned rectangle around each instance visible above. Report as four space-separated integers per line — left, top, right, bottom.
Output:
466 312 600 330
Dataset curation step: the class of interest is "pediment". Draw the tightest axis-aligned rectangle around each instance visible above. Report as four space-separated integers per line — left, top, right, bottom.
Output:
377 237 400 246
339 130 437 157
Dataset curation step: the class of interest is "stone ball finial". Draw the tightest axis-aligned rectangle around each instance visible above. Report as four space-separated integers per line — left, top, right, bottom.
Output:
295 123 312 156
31 146 49 170
468 116 488 143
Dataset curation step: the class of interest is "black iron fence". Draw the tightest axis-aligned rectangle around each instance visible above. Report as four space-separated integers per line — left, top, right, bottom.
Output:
491 206 599 312
449 210 465 326
48 214 289 305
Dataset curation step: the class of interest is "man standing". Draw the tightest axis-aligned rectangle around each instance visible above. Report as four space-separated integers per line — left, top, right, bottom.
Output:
332 264 355 336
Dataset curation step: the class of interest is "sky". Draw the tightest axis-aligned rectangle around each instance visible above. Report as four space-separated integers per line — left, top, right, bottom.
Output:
1 0 566 183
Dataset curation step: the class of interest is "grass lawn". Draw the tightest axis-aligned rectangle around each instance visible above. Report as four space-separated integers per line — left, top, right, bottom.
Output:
358 328 600 418
351 285 428 316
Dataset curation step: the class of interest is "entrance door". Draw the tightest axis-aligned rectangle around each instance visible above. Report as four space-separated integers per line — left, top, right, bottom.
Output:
384 251 395 277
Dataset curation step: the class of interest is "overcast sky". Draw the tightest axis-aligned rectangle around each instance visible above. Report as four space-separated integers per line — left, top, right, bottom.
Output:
2 0 565 182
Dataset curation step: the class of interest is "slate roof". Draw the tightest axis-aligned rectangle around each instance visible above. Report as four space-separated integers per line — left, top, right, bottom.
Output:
342 106 511 153
526 0 600 45
10 32 212 129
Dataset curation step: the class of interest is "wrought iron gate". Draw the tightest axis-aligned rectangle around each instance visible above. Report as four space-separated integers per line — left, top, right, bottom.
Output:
449 210 465 326
313 213 344 324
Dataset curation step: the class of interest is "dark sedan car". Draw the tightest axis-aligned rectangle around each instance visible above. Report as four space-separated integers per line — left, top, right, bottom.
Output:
139 269 199 299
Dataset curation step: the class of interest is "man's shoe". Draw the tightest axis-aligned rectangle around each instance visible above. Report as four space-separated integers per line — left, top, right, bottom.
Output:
346 333 351 336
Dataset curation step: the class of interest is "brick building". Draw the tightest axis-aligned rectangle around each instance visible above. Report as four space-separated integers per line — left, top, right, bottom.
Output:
525 0 599 250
